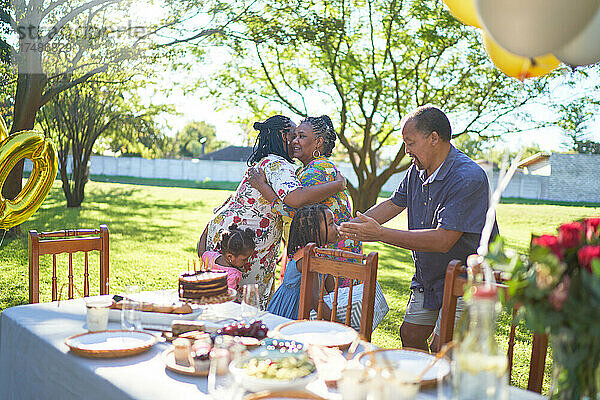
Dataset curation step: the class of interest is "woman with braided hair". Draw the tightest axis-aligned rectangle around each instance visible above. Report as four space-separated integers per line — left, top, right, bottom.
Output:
267 204 341 319
249 115 362 282
197 115 345 307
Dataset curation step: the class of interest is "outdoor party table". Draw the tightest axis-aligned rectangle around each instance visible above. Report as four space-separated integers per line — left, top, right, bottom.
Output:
0 294 545 400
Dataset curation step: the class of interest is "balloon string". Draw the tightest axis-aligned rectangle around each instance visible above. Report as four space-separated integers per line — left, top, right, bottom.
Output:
478 150 524 288
0 230 6 249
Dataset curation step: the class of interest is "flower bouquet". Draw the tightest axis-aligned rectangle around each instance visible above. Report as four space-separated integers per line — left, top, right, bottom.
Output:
487 217 600 399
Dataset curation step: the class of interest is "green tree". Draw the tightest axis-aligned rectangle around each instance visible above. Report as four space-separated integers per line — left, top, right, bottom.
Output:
37 77 169 207
555 96 600 154
175 121 227 158
202 0 552 212
0 0 244 232
98 90 176 158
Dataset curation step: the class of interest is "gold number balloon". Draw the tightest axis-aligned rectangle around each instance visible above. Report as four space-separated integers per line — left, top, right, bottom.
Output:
0 116 58 230
0 114 7 141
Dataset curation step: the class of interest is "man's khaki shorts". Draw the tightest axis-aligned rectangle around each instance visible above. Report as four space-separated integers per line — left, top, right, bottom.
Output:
403 287 465 336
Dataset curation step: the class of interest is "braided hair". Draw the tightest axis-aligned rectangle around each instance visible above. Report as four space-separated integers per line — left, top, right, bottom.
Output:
219 224 256 257
287 204 330 258
247 115 294 166
301 115 337 157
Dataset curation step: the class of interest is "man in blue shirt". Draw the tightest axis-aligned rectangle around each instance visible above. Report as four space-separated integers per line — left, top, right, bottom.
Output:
340 105 497 352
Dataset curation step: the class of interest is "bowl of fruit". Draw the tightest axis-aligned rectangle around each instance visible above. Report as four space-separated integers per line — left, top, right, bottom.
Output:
229 352 317 392
216 320 268 348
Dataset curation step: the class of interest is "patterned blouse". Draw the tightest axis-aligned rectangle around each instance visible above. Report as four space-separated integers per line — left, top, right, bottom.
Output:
206 154 301 308
274 156 362 255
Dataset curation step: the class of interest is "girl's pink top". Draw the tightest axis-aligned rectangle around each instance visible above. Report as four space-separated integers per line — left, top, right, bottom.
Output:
201 250 242 291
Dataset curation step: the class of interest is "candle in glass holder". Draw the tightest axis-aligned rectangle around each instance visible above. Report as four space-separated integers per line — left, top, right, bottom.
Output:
85 297 112 332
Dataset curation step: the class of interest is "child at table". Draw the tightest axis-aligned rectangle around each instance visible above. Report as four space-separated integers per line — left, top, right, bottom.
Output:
267 204 339 319
201 223 255 293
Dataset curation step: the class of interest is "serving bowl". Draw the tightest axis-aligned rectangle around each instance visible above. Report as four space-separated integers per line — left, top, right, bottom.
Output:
229 352 317 392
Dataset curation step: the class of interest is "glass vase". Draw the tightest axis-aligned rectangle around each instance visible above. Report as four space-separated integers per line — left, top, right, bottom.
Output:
550 330 600 400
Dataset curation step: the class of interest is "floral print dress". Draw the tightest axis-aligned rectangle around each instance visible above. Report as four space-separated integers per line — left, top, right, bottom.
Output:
206 155 301 308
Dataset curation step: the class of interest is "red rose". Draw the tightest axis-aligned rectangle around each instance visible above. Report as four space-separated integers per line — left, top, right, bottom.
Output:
256 229 262 237
558 222 583 249
277 189 285 196
577 246 600 273
259 218 269 228
532 235 562 259
233 216 241 223
584 217 600 241
247 198 256 204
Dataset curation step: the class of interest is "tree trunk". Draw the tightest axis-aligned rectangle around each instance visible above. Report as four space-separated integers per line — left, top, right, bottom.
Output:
2 72 46 236
348 178 388 215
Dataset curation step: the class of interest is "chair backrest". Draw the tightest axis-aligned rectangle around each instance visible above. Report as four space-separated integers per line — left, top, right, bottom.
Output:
298 243 378 342
439 260 548 393
28 225 110 303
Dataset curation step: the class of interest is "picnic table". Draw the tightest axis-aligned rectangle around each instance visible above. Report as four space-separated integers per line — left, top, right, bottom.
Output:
0 294 545 400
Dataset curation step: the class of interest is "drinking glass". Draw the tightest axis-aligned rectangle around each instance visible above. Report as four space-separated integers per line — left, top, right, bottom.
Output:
437 365 450 400
121 285 143 331
85 296 112 332
207 348 238 399
240 283 260 321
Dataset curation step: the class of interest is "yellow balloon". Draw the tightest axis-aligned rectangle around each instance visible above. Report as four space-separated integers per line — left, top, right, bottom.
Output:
0 115 8 142
0 130 58 229
443 0 481 28
483 33 560 80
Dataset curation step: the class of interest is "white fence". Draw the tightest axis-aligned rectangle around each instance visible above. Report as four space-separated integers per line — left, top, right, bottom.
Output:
25 154 589 201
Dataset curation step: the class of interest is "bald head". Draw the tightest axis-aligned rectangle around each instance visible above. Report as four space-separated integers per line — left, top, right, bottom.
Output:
404 106 451 142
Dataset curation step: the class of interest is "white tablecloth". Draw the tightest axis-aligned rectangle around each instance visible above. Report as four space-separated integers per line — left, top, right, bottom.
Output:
0 295 545 400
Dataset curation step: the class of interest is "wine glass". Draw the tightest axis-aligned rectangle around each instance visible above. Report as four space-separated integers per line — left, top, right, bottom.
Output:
240 283 260 322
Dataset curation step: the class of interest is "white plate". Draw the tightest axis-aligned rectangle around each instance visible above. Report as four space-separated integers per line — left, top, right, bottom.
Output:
273 320 358 348
65 330 157 358
357 348 451 387
229 353 317 392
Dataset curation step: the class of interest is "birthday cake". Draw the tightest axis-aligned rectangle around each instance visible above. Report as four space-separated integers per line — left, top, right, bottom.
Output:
178 270 229 299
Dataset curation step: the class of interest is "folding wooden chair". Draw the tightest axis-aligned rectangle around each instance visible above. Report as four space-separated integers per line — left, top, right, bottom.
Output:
28 225 110 303
438 259 548 393
298 243 378 342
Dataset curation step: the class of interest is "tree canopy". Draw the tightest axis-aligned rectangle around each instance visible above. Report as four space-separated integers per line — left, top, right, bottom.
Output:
175 120 227 158
200 0 554 212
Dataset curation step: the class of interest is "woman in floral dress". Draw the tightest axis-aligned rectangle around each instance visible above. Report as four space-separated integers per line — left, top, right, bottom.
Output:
196 115 345 307
249 115 362 281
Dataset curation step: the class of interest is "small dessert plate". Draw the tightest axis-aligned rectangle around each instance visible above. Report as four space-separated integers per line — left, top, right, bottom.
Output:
162 347 209 376
65 330 157 358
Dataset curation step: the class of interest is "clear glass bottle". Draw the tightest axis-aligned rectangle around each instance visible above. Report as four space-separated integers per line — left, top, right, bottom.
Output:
453 285 508 400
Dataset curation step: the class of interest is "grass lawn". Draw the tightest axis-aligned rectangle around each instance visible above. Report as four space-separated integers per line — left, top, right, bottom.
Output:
1 179 599 394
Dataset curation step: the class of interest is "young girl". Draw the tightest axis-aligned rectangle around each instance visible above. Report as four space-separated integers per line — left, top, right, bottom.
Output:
201 224 255 293
267 204 340 319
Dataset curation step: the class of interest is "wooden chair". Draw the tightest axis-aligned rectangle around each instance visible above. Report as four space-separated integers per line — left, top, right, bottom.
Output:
28 225 110 303
438 259 548 393
298 243 378 342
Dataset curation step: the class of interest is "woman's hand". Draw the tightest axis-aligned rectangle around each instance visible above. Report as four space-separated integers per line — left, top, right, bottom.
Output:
248 167 278 202
247 167 268 189
333 170 346 192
